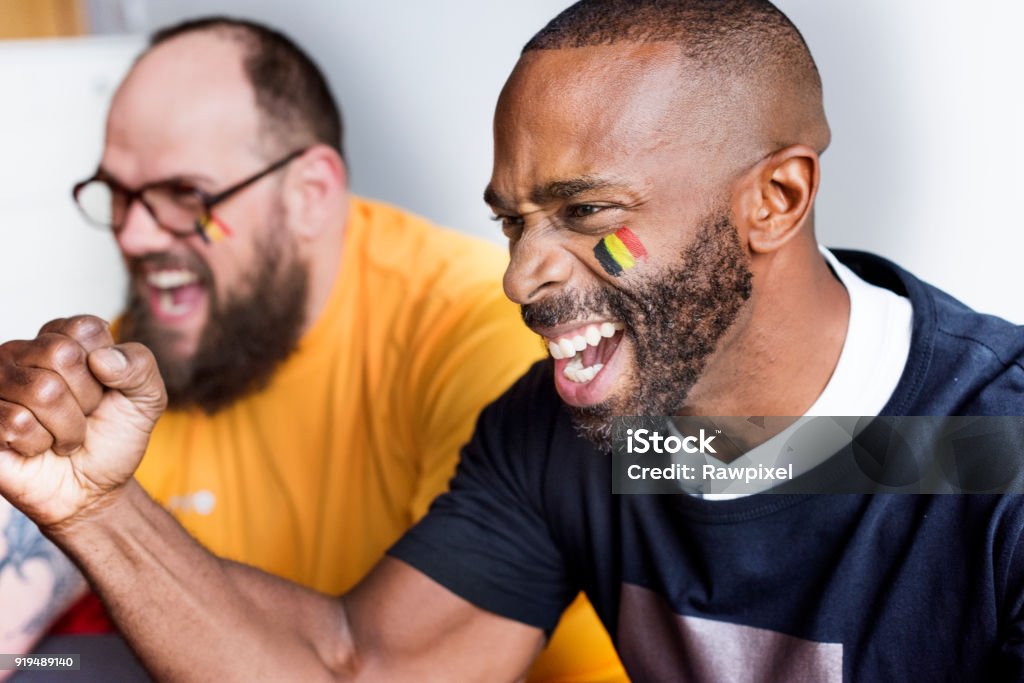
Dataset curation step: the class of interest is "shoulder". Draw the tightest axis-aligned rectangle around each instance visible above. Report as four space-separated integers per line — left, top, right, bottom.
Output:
835 250 1024 415
471 361 563 460
350 196 509 297
349 197 525 349
353 195 540 339
461 361 602 493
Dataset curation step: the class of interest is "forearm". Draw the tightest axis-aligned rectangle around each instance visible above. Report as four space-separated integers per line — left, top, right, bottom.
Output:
0 319 541 681
47 480 353 682
0 497 86 661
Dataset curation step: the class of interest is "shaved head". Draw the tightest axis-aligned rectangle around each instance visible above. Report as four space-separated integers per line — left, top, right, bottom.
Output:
490 0 852 425
522 0 830 171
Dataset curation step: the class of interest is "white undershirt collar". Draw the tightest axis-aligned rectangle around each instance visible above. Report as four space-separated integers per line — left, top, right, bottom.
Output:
683 245 913 498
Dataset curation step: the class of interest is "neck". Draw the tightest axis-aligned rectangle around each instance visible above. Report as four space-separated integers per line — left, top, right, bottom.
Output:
300 194 350 336
682 238 849 416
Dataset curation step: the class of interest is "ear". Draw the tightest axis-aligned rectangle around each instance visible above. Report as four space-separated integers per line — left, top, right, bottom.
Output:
282 144 347 241
733 144 820 254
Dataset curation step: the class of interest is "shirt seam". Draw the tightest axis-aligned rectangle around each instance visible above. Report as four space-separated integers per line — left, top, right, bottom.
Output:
935 327 1024 374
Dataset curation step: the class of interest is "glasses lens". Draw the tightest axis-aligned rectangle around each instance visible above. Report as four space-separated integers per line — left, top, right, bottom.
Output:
74 179 118 228
143 185 205 234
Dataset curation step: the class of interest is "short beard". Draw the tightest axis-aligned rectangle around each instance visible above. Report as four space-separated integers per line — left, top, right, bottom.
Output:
522 211 753 451
121 224 309 414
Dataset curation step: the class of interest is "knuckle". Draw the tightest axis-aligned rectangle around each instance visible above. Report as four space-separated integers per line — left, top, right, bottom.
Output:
0 340 27 363
37 317 68 335
43 335 87 371
2 404 35 435
33 374 67 407
67 314 104 332
32 332 65 353
39 315 107 342
10 406 34 431
66 315 108 340
0 404 51 454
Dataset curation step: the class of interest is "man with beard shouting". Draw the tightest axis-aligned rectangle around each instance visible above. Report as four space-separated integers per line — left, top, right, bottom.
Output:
0 15 624 683
2 1 1024 681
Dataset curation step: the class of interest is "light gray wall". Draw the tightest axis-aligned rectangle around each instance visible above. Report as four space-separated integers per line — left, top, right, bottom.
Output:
2 1 1021 344
785 0 1023 322
138 0 569 243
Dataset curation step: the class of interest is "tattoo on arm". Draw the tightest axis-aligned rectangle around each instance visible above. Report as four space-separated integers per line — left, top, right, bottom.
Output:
0 504 85 637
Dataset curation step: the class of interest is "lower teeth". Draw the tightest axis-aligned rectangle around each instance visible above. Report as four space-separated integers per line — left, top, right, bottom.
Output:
159 290 191 316
563 355 604 383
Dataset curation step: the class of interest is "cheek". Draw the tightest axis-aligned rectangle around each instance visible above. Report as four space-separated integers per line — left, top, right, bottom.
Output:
201 245 249 297
199 213 236 243
593 226 649 277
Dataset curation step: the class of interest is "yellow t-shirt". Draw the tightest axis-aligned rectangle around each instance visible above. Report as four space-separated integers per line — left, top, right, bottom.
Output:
135 197 625 682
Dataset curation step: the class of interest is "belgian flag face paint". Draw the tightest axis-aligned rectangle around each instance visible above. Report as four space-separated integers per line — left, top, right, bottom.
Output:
195 213 234 244
593 227 648 277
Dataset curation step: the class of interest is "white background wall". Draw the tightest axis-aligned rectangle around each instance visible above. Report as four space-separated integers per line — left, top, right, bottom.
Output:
0 36 140 341
1 0 1021 343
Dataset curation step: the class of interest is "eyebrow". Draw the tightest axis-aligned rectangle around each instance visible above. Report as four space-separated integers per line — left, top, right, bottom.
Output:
535 176 619 203
483 175 626 212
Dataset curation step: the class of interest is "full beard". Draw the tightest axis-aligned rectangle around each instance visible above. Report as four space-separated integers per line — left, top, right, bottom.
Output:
121 225 309 414
522 211 753 451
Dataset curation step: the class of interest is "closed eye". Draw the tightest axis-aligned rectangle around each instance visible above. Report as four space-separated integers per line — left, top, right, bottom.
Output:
165 182 202 199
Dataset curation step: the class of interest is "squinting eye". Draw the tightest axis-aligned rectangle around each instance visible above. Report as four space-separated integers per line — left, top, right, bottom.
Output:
491 214 524 239
167 184 200 200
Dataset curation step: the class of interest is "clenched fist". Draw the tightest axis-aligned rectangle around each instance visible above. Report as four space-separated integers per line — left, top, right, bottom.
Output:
0 315 166 531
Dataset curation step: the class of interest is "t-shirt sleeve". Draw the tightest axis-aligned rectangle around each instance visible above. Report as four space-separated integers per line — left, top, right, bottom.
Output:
389 365 579 632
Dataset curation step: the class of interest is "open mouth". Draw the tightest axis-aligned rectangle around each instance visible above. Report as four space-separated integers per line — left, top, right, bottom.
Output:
547 321 624 381
543 321 628 407
145 268 205 322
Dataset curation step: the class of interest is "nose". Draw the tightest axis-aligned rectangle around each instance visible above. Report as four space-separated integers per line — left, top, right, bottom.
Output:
116 198 176 257
503 230 574 305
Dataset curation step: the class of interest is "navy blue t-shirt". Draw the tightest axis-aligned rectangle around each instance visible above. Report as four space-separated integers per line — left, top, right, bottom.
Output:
389 251 1024 681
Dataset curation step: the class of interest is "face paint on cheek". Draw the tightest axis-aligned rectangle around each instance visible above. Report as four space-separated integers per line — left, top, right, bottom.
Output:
195 213 234 244
593 227 648 277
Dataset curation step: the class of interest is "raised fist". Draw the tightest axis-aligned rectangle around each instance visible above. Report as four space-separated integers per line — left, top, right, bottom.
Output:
0 315 166 531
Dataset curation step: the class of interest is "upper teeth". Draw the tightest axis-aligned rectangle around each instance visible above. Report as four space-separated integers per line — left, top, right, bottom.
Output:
547 322 624 360
147 269 199 290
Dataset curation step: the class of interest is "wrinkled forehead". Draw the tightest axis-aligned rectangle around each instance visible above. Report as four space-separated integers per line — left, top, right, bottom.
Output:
491 43 740 203
104 33 264 179
497 43 696 153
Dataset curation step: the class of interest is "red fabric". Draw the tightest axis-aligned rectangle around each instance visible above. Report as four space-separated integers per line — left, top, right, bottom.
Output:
47 592 114 635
